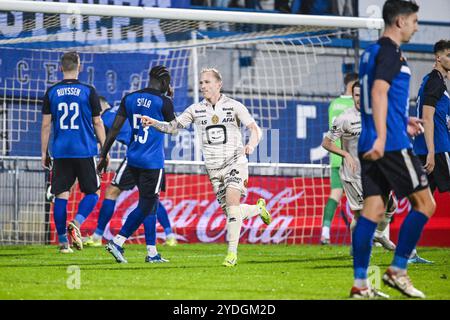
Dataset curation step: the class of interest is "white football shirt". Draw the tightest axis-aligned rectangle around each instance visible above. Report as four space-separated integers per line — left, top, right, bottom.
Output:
176 94 256 170
326 107 361 182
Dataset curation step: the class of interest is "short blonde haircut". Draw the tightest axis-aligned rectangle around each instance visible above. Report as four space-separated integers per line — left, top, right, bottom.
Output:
200 67 222 82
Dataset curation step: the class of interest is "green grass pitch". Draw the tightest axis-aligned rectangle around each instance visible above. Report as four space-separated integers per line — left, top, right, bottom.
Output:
0 244 449 299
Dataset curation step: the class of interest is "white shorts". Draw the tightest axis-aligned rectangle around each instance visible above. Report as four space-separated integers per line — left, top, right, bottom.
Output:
342 179 364 211
207 161 249 210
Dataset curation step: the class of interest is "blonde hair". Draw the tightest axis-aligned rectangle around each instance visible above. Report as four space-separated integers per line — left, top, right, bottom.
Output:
200 67 222 82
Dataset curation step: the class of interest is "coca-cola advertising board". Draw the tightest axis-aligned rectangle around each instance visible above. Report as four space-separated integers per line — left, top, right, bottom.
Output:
50 172 450 246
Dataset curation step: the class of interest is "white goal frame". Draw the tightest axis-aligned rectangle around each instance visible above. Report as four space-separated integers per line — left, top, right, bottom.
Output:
0 0 384 30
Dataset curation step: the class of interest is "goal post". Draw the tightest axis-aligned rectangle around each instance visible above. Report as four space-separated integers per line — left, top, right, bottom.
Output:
0 0 384 28
0 1 383 245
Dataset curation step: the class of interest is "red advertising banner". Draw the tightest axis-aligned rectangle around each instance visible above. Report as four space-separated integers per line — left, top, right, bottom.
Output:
50 173 450 246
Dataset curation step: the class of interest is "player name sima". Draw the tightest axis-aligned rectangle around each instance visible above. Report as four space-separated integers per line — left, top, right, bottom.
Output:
56 87 81 97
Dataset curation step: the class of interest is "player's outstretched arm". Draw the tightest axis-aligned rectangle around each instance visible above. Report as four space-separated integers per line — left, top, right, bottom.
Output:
244 122 262 155
140 116 181 135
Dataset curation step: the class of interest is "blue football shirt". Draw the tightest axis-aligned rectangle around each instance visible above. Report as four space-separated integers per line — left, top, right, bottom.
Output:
359 37 412 153
102 106 132 146
42 79 101 158
117 88 175 170
413 69 450 154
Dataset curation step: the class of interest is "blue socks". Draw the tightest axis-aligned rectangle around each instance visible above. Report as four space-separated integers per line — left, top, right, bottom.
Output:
95 199 116 236
143 214 157 246
119 207 146 238
119 196 158 238
54 198 68 243
392 210 429 270
352 216 378 280
74 193 99 226
156 203 172 235
352 209 429 280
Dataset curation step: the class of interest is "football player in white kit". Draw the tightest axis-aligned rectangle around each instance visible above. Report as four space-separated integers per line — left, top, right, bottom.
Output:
321 82 396 251
140 68 272 267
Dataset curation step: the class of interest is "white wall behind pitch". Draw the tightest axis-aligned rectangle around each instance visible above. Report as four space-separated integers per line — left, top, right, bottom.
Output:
359 0 450 22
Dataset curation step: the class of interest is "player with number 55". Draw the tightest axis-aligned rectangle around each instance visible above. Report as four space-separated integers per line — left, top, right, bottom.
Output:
96 65 175 264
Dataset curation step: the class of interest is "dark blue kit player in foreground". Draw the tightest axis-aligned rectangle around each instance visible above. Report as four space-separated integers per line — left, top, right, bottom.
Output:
350 0 436 299
97 66 175 263
41 51 106 253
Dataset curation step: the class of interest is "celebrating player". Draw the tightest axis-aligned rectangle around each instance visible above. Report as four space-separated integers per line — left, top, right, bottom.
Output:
321 82 396 253
41 51 106 253
351 0 435 298
321 72 358 245
83 97 177 258
96 66 175 263
140 68 272 267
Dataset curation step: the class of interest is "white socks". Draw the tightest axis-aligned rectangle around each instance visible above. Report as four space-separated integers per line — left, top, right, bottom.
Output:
409 248 417 259
321 226 330 239
147 245 157 257
226 206 243 254
93 232 102 241
113 234 127 247
240 204 260 220
354 279 368 288
166 233 175 240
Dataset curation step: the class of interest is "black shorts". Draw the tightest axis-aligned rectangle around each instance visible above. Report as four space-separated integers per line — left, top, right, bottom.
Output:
418 152 450 193
111 158 136 191
359 149 429 199
51 157 100 195
128 165 165 196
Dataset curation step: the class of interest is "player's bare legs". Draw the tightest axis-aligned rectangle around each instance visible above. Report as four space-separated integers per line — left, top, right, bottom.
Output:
383 188 435 298
373 194 396 251
408 188 436 219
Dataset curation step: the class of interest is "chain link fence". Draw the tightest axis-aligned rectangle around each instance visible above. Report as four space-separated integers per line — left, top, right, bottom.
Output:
0 157 50 244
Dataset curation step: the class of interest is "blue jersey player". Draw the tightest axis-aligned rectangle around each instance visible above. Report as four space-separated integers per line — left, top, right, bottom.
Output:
83 97 177 260
413 40 450 194
41 51 106 253
97 66 175 263
351 0 436 299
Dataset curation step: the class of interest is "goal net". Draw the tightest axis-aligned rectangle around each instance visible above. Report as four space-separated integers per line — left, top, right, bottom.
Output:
0 0 382 245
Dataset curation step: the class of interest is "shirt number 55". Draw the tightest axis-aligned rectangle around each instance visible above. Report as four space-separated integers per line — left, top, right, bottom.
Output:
133 114 149 144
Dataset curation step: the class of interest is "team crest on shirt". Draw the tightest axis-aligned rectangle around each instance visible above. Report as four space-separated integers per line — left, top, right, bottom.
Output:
212 115 219 124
